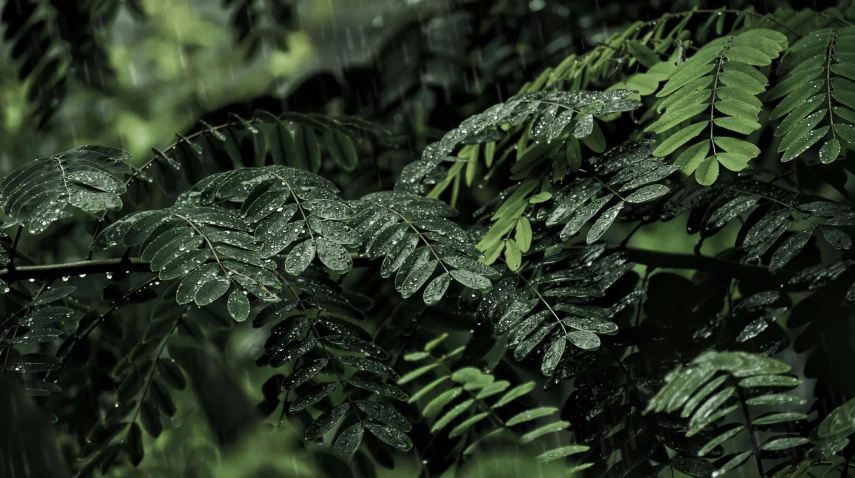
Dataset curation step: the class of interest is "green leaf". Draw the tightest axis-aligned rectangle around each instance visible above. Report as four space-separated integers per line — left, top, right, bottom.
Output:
714 451 752 476
354 401 411 432
528 191 552 204
820 138 841 163
725 45 772 65
675 141 710 173
770 230 813 271
397 363 440 385
334 424 364 457
423 273 451 306
819 397 855 439
536 445 590 462
625 184 669 203
646 103 708 134
195 276 230 306
698 425 745 457
494 381 535 408
752 412 807 425
506 407 558 426
284 239 315 275
695 156 719 185
228 289 249 322
363 423 412 451
432 399 475 432
305 404 349 440
289 382 338 412
514 217 532 252
716 152 751 171
519 421 569 444
837 124 855 146
448 412 490 438
423 387 462 416
399 260 437 299
653 122 707 157
779 110 827 152
504 239 522 271
407 376 450 404
714 136 761 158
714 116 762 134
719 69 767 95
325 129 358 171
315 237 353 273
782 127 829 162
566 330 601 350
627 41 659 68
715 100 760 121
745 393 806 406
541 339 565 376
449 269 491 290
761 437 810 451
773 80 824 119
586 201 624 243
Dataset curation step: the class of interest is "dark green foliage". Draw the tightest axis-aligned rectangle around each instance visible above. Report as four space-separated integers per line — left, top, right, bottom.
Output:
6 3 855 478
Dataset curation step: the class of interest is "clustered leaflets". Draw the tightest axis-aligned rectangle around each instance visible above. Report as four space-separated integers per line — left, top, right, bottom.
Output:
399 335 590 474
396 89 641 194
476 140 677 264
76 302 192 474
476 245 637 376
251 267 411 456
472 139 678 272
651 177 854 271
0 285 78 397
223 0 294 59
649 29 788 184
452 7 854 194
645 351 808 476
132 110 386 199
351 191 498 305
0 1 120 127
770 26 855 164
771 395 855 476
7 5 855 477
92 165 358 321
0 145 132 234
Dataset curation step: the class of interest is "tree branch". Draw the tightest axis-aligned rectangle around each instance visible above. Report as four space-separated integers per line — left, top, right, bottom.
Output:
0 258 149 283
0 246 784 284
623 247 787 283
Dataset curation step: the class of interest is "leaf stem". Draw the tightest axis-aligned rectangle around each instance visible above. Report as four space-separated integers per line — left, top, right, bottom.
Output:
8 226 23 270
732 375 765 477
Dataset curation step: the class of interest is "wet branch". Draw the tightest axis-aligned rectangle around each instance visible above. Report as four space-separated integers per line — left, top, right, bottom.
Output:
0 246 785 284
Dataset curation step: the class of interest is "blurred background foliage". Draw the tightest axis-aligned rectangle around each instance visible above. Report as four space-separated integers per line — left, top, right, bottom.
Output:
0 0 821 476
